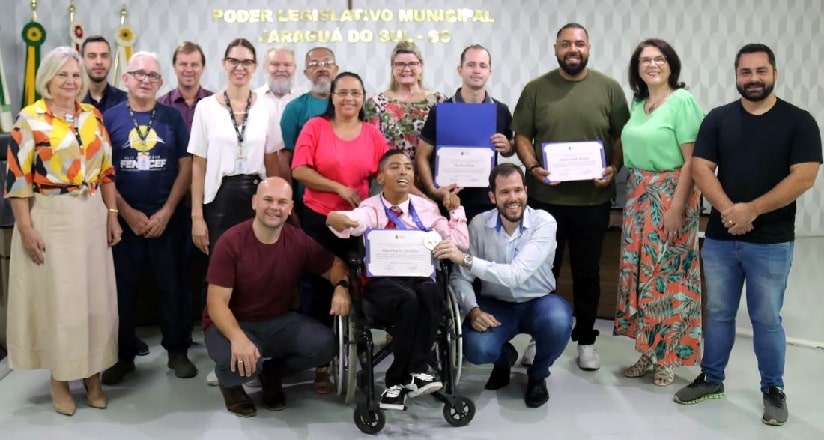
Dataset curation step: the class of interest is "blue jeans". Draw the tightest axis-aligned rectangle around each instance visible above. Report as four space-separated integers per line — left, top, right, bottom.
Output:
462 294 572 380
700 239 793 392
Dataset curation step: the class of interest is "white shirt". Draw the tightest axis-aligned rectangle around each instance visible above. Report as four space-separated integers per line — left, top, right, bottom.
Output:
255 85 303 152
188 94 282 204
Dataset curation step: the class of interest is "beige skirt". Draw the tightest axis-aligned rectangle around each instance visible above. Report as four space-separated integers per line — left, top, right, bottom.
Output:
7 191 118 381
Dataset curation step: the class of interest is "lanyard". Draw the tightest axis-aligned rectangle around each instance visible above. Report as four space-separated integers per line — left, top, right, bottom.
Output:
224 90 252 150
127 103 157 144
381 195 429 231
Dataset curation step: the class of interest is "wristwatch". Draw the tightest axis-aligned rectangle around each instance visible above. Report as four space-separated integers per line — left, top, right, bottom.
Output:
335 279 350 289
462 253 473 269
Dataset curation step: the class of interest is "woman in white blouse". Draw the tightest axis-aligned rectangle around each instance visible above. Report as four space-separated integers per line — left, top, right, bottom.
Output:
188 38 280 256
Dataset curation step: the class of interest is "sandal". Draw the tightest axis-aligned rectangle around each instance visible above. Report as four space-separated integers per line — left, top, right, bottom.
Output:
624 355 652 378
653 364 675 386
314 366 333 395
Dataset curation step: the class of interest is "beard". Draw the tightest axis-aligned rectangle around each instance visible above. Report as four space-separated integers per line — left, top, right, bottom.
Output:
496 201 525 224
311 77 331 95
557 54 589 76
88 72 108 83
266 75 293 95
736 80 775 102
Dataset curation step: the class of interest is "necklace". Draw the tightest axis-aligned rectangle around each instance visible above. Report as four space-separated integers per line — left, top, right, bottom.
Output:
645 90 672 114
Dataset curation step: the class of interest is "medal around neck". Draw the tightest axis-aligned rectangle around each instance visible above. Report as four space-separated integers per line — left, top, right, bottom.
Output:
423 230 442 251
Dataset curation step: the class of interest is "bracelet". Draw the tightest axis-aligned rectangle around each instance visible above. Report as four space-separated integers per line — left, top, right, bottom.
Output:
107 208 119 214
527 164 541 173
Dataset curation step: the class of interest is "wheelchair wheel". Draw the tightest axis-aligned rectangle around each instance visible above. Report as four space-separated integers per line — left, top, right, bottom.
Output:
447 288 463 386
442 395 475 427
354 406 385 435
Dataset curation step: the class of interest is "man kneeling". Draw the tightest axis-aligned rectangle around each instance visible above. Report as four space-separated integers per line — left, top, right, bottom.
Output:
205 177 350 417
327 150 469 411
439 164 573 408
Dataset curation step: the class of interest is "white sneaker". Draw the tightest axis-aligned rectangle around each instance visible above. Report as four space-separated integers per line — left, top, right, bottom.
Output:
206 369 218 386
577 345 600 371
520 339 536 367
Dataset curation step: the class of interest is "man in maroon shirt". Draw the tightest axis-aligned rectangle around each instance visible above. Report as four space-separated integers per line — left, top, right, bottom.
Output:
158 41 214 132
204 177 350 417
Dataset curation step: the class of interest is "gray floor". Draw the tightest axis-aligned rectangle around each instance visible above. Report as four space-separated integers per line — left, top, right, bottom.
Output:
1 318 823 440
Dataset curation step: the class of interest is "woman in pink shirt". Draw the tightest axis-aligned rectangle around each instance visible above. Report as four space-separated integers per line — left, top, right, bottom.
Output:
291 71 387 392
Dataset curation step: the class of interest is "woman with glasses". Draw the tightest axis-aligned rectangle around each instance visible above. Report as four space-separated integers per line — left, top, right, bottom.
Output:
188 38 280 391
292 72 387 393
365 41 445 163
5 47 120 415
614 38 705 386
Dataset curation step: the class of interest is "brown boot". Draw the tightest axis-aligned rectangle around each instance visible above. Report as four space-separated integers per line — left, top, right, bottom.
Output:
218 384 256 417
50 378 76 416
83 373 108 409
259 363 286 411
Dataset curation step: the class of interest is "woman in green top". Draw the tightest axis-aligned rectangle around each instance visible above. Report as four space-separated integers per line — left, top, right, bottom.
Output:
614 39 705 386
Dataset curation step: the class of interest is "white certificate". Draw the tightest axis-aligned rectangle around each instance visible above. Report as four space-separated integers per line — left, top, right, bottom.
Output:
541 141 606 183
435 146 494 188
364 229 435 278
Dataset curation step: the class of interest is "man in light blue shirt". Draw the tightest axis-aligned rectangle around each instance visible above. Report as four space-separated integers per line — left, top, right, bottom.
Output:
437 163 572 408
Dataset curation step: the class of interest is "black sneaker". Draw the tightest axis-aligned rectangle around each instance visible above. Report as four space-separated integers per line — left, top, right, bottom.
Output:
673 373 725 404
101 359 136 385
137 339 150 356
405 372 443 398
762 386 788 426
218 384 257 417
485 342 517 390
379 385 408 411
167 352 198 378
524 378 549 408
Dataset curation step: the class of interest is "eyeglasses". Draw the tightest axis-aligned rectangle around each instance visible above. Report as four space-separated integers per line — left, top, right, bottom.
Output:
307 60 336 69
226 57 256 68
333 90 364 98
393 61 421 70
639 56 667 66
127 70 162 82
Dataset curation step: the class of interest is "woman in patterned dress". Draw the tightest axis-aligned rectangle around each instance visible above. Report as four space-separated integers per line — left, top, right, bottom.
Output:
364 41 445 169
614 39 705 386
5 47 120 415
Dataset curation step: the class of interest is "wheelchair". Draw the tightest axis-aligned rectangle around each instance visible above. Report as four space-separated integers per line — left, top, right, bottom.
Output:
333 252 474 434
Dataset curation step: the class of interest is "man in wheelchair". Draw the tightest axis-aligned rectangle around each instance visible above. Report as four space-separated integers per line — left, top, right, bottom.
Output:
204 177 351 417
437 164 573 408
326 149 469 411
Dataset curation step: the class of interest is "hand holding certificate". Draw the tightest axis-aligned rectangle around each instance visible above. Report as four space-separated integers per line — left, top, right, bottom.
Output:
541 141 606 183
364 229 435 278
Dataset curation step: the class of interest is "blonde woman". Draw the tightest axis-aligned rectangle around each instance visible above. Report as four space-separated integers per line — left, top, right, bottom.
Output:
5 47 120 415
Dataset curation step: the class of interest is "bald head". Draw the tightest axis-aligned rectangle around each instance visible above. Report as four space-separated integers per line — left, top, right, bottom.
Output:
257 177 293 199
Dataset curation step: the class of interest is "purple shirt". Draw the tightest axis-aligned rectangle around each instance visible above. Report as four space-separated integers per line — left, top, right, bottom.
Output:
158 86 214 132
329 193 469 251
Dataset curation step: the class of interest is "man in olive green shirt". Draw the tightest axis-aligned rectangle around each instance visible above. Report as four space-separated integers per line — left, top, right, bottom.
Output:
512 23 629 371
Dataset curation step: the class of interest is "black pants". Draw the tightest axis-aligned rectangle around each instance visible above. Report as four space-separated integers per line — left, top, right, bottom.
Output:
204 313 336 387
203 175 259 256
529 199 610 345
364 277 444 387
300 206 358 327
113 210 188 360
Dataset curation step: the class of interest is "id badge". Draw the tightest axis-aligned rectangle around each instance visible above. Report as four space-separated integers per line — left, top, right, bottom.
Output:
234 155 246 174
136 152 151 171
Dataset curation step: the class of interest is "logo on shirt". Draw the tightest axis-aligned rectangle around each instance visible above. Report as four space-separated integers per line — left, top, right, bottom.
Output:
128 125 163 152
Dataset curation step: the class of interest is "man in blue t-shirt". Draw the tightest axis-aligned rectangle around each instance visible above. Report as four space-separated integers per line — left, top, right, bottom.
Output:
102 51 197 385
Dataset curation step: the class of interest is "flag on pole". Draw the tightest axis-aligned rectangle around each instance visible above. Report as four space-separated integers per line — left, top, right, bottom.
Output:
21 20 46 108
111 5 135 89
69 1 84 52
0 47 14 132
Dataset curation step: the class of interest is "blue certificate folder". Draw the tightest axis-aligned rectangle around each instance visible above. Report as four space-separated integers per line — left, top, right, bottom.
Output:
434 103 496 188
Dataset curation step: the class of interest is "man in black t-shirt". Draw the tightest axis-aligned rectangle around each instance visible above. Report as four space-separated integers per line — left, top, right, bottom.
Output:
416 44 514 221
673 44 822 427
